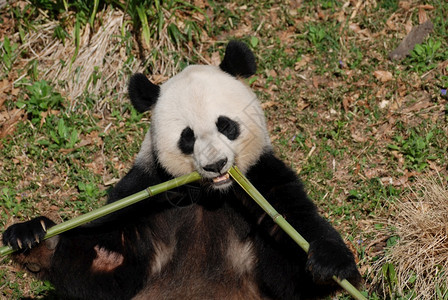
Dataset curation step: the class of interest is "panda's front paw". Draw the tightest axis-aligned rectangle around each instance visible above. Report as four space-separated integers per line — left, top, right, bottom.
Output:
2 216 55 251
306 239 361 286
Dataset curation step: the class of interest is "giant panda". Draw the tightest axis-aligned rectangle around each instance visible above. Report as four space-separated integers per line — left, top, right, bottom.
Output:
2 41 361 299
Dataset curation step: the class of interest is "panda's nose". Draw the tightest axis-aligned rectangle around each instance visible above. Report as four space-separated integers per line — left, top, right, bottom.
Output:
203 158 228 174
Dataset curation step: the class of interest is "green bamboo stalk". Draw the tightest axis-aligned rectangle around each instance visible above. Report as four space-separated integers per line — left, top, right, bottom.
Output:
0 171 201 257
228 166 367 300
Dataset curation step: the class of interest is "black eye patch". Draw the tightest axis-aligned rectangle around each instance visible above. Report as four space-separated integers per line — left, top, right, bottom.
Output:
216 116 240 140
178 127 195 154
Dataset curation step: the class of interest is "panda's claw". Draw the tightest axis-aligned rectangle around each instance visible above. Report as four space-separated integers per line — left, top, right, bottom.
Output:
40 219 47 232
2 216 56 251
17 239 23 249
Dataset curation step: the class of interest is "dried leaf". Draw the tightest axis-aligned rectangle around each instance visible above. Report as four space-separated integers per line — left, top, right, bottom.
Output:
399 1 411 10
418 8 428 24
261 101 278 109
294 55 310 70
386 16 397 31
312 77 319 89
418 4 435 10
401 100 433 114
401 91 432 113
373 70 393 82
364 168 380 179
0 78 9 93
0 109 23 138
374 120 394 140
77 139 93 148
352 132 367 143
349 23 361 33
393 175 408 186
289 0 302 9
334 10 346 23
379 100 389 109
11 88 20 96
210 51 221 66
342 95 356 112
428 161 442 172
296 100 309 111
405 19 413 34
0 79 9 109
59 148 75 154
86 156 104 175
151 74 169 85
0 97 5 110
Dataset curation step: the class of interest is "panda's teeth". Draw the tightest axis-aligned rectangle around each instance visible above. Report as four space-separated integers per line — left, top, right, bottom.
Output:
212 173 230 183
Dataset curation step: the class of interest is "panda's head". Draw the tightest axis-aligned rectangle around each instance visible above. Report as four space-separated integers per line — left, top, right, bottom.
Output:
129 41 271 190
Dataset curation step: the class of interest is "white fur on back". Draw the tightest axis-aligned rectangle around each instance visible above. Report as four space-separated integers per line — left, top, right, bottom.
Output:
140 65 271 177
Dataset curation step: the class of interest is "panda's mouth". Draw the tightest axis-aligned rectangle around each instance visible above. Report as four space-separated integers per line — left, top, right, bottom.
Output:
212 173 231 186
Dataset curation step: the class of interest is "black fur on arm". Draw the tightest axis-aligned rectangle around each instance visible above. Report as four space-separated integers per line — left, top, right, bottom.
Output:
2 162 175 299
245 151 325 243
244 151 361 298
107 164 158 204
86 162 175 228
45 162 190 299
46 162 179 299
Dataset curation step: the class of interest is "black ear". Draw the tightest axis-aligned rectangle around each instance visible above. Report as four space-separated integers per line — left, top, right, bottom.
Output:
128 73 160 112
219 40 256 78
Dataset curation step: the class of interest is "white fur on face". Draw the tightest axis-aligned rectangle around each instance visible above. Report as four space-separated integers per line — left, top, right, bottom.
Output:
150 65 271 179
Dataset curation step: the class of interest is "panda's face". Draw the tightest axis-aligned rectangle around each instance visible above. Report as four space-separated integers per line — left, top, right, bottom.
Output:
149 65 270 190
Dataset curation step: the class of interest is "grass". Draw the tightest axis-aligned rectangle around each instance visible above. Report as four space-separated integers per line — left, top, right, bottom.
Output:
1 0 448 299
372 176 448 299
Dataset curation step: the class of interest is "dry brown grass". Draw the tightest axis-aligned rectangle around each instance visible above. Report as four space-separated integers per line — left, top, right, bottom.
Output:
16 5 198 112
372 174 448 298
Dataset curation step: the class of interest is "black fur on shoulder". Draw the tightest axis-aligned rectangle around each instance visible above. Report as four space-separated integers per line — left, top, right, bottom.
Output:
219 40 257 78
128 73 160 112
